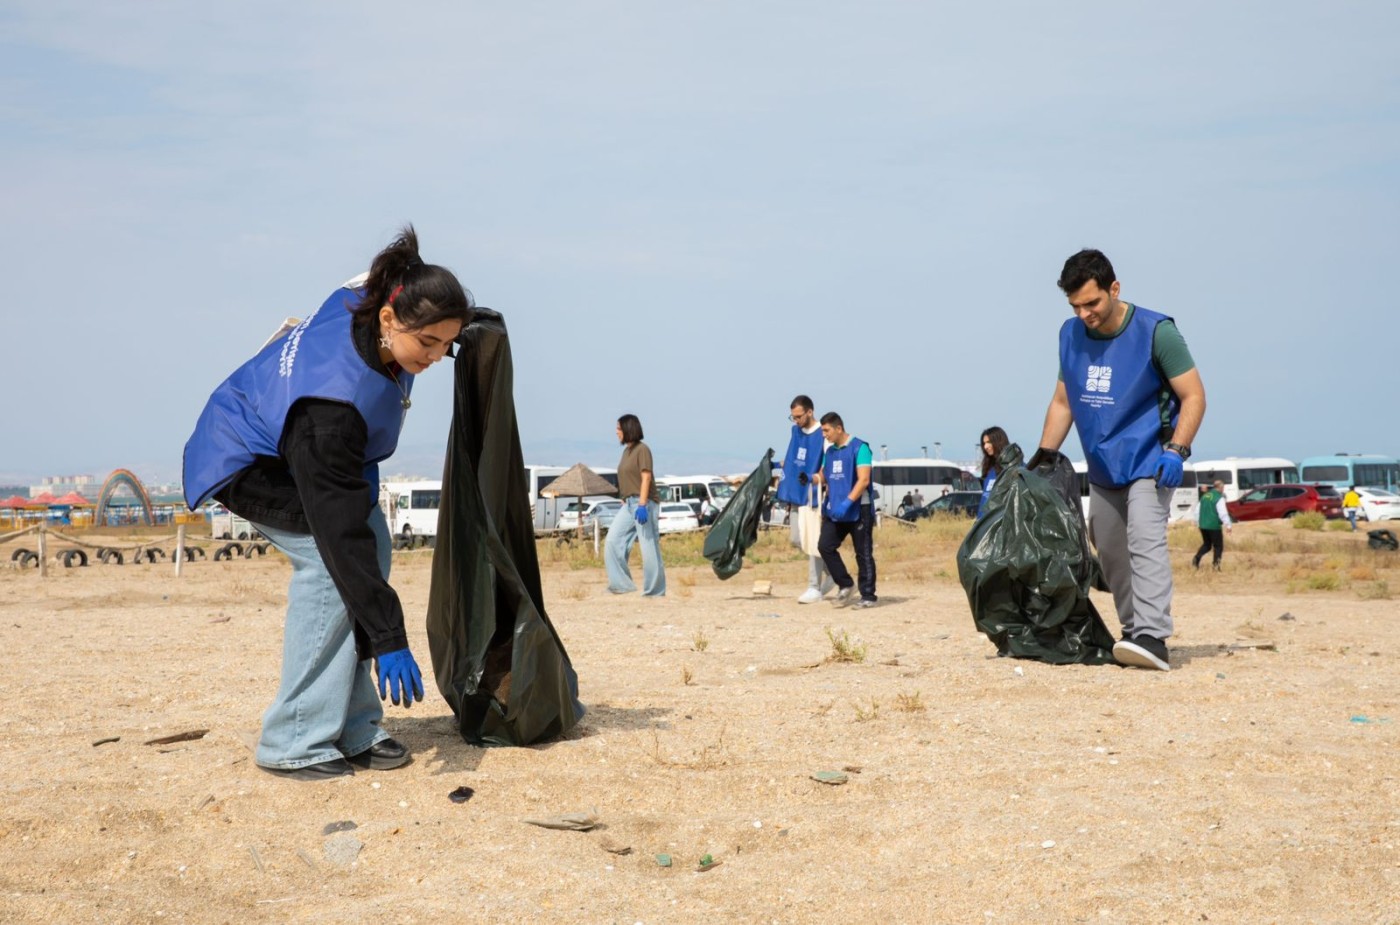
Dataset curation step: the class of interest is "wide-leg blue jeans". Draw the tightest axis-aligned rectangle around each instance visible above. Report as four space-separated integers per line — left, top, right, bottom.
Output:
251 507 394 770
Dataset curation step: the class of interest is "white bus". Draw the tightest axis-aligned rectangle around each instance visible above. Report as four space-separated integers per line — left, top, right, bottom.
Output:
1191 457 1299 502
869 459 978 517
381 480 443 539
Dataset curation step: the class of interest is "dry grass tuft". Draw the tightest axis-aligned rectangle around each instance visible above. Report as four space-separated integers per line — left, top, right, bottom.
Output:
825 626 867 663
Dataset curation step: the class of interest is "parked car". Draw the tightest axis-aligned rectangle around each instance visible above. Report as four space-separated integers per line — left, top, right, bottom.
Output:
1355 487 1400 522
555 498 622 532
901 491 981 521
657 502 701 534
1226 484 1343 522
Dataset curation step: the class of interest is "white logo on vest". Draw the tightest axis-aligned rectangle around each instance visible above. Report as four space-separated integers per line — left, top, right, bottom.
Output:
1078 364 1116 410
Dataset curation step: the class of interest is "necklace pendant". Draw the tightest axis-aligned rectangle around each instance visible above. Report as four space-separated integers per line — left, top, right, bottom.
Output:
402 397 412 410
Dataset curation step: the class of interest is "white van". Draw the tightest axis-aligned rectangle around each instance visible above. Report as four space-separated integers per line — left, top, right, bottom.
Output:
526 465 619 532
1069 461 1196 523
869 459 976 517
381 480 443 539
655 475 735 518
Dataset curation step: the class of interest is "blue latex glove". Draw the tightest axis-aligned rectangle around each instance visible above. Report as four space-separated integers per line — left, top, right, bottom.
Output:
633 502 649 525
1155 449 1185 489
828 494 855 520
376 648 424 707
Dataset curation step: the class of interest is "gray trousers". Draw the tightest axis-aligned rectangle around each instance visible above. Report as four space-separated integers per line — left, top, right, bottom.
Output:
788 503 830 590
1088 479 1175 641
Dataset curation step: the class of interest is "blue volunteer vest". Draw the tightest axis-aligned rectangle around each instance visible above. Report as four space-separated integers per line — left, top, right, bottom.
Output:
822 437 871 522
1059 305 1177 489
182 286 413 509
978 470 997 518
775 424 826 506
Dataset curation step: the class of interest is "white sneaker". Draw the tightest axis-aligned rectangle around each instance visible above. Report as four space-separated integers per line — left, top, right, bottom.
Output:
832 586 855 607
797 587 823 604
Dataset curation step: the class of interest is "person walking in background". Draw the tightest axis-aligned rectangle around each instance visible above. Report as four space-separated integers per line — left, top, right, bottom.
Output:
976 426 1010 517
183 226 474 780
605 413 666 596
1031 249 1206 672
813 412 877 608
773 394 833 603
1343 485 1362 531
1192 479 1232 570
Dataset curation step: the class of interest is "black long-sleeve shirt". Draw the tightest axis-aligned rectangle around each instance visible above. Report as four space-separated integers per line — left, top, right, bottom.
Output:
215 319 408 657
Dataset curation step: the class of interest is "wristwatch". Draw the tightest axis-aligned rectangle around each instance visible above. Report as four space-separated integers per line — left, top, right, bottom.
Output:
1165 442 1191 460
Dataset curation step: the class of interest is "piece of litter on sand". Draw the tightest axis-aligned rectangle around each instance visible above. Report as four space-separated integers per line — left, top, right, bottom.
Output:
811 771 849 785
143 729 209 746
751 580 773 596
696 854 720 872
599 835 631 855
449 786 475 804
1350 715 1391 724
1226 641 1277 652
1277 612 1296 621
92 737 120 747
321 820 357 835
655 853 673 867
523 810 599 831
249 845 265 873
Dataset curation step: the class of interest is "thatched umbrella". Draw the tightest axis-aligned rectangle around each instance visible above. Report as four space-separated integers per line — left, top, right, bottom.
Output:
540 463 618 542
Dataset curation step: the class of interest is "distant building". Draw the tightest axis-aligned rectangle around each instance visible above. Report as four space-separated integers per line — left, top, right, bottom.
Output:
30 474 102 499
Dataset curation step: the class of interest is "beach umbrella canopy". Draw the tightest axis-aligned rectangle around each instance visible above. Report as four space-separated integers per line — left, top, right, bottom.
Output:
29 492 57 505
53 492 92 506
0 495 29 509
539 463 617 500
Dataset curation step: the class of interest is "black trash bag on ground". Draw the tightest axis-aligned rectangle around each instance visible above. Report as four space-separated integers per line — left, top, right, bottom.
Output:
703 449 774 580
1368 528 1398 551
957 443 1116 664
425 308 585 746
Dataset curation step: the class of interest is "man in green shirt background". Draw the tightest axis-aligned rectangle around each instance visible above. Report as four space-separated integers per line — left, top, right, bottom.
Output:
1192 479 1232 571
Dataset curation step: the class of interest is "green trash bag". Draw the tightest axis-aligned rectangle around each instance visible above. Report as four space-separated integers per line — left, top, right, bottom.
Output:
956 443 1116 665
425 308 585 746
703 449 774 580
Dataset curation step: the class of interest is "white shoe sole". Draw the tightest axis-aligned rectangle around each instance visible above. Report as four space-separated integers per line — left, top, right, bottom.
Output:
796 591 822 604
1113 640 1170 671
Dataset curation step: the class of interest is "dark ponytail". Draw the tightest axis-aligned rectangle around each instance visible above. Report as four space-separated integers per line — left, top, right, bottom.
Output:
351 224 474 331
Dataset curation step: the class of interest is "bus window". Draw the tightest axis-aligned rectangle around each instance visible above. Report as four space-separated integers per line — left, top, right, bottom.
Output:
411 490 441 509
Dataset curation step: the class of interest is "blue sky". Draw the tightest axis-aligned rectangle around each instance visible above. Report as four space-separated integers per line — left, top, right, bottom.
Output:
2 2 1397 487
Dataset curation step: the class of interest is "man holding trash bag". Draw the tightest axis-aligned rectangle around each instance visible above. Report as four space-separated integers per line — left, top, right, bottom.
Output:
1031 249 1206 671
774 394 832 603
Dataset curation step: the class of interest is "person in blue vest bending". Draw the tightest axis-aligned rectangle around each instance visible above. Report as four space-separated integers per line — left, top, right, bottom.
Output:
1031 249 1206 672
774 394 833 603
183 226 474 780
813 412 878 608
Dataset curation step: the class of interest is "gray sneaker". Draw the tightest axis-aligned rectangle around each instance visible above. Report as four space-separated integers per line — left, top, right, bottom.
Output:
832 586 855 607
854 598 877 609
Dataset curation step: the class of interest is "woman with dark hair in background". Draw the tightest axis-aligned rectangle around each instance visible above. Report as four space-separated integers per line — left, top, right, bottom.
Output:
604 413 666 596
183 226 474 780
977 426 1011 517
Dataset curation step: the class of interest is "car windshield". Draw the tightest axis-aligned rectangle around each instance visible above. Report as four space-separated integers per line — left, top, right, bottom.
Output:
662 504 691 514
1314 486 1341 497
709 482 735 500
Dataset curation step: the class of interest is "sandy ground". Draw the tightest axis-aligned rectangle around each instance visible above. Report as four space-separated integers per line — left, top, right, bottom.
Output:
1 521 1396 924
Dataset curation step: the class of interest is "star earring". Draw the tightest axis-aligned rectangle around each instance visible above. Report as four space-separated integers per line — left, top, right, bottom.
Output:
379 329 393 351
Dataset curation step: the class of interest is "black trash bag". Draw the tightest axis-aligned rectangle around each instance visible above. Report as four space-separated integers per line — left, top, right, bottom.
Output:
957 443 1117 665
1368 528 1398 551
425 308 585 746
703 449 774 580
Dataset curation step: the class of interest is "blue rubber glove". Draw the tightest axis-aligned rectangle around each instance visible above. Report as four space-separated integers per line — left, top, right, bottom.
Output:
1155 449 1185 489
376 648 424 707
633 503 649 525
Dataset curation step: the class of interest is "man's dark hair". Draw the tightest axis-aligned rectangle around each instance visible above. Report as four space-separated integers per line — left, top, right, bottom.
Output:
819 411 844 429
617 413 644 444
1057 249 1117 295
790 394 813 412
